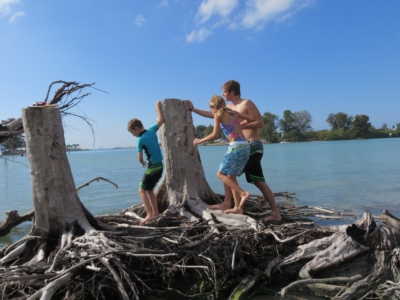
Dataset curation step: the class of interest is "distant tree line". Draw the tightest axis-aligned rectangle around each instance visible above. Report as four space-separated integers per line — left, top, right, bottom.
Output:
194 110 400 143
2 111 399 150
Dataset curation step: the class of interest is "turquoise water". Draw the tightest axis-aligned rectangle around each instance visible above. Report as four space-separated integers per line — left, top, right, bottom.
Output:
1 138 400 247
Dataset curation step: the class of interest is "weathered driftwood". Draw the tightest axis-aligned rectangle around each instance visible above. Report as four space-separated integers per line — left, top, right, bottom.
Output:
0 210 34 237
0 118 24 144
1 189 386 299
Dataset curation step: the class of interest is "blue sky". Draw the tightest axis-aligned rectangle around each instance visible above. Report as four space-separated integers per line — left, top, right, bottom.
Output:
1 0 399 149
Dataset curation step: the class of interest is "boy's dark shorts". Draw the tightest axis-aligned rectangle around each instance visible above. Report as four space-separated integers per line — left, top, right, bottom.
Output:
242 152 265 183
139 164 163 191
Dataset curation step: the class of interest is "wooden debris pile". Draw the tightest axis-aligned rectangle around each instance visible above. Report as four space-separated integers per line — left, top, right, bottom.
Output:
0 192 374 299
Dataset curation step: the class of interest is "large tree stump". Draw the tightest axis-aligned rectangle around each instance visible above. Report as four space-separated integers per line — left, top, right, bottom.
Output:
155 99 260 228
0 106 110 266
156 99 219 208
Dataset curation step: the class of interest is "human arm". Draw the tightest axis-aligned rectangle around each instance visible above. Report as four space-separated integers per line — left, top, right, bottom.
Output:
185 100 214 119
137 151 146 168
235 111 255 122
193 115 221 146
156 101 164 127
240 100 264 129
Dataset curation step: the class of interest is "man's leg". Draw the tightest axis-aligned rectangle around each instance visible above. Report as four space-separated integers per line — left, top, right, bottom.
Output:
241 150 282 222
254 181 282 222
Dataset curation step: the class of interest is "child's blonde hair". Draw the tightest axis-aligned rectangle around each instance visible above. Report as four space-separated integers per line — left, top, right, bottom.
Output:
209 95 236 120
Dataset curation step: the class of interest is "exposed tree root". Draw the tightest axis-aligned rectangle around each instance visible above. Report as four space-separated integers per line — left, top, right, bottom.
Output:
1 192 383 299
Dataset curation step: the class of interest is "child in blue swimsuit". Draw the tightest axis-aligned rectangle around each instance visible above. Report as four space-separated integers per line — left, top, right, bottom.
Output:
193 95 254 213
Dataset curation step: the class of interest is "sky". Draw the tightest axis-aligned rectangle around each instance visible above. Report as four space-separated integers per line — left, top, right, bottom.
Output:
1 0 399 149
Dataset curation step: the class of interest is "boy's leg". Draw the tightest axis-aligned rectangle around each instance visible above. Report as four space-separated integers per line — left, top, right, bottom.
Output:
138 188 154 225
138 165 163 225
147 190 160 217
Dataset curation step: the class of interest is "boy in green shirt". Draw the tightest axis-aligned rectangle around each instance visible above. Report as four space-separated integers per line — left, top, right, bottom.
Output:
127 101 164 225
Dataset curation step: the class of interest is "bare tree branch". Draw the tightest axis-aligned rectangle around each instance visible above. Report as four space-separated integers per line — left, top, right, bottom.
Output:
1 80 105 145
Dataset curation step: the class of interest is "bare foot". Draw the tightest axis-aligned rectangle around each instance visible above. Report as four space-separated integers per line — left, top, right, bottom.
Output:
238 192 250 210
208 202 232 210
262 213 282 223
224 206 244 214
139 215 158 226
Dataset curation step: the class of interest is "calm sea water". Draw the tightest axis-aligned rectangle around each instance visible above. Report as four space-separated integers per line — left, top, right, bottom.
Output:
1 138 399 247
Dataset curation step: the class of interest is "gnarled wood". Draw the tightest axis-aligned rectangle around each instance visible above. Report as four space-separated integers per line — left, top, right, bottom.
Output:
0 210 34 237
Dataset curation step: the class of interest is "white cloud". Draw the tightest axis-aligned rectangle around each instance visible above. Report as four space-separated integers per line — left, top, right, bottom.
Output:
156 0 168 9
186 28 213 43
196 0 238 23
135 14 146 26
242 0 313 29
9 10 24 23
0 0 20 15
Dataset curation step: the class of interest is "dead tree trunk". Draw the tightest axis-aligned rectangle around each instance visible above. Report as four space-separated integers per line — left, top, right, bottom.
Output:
0 106 110 266
155 99 260 228
156 99 218 206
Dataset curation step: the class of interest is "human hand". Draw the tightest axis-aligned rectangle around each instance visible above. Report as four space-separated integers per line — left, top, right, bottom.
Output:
185 100 194 111
142 162 147 168
240 120 249 128
193 138 201 146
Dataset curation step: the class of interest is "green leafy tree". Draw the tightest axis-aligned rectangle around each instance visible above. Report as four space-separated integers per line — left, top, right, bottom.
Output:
326 112 353 130
280 110 295 133
312 129 330 141
293 110 313 132
260 112 279 143
202 125 214 137
195 125 206 138
284 129 307 142
352 114 371 138
325 128 355 140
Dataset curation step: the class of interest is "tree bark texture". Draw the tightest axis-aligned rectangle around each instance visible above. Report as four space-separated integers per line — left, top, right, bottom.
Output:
22 106 92 236
156 99 219 209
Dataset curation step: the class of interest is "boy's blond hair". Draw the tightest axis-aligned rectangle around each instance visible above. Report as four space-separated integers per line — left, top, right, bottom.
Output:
127 118 143 132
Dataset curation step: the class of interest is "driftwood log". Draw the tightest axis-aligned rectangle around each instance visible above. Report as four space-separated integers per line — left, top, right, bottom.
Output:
1 86 400 299
0 210 34 237
0 118 24 144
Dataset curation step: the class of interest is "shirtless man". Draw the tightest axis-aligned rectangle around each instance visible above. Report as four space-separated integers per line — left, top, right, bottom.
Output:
187 80 282 223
